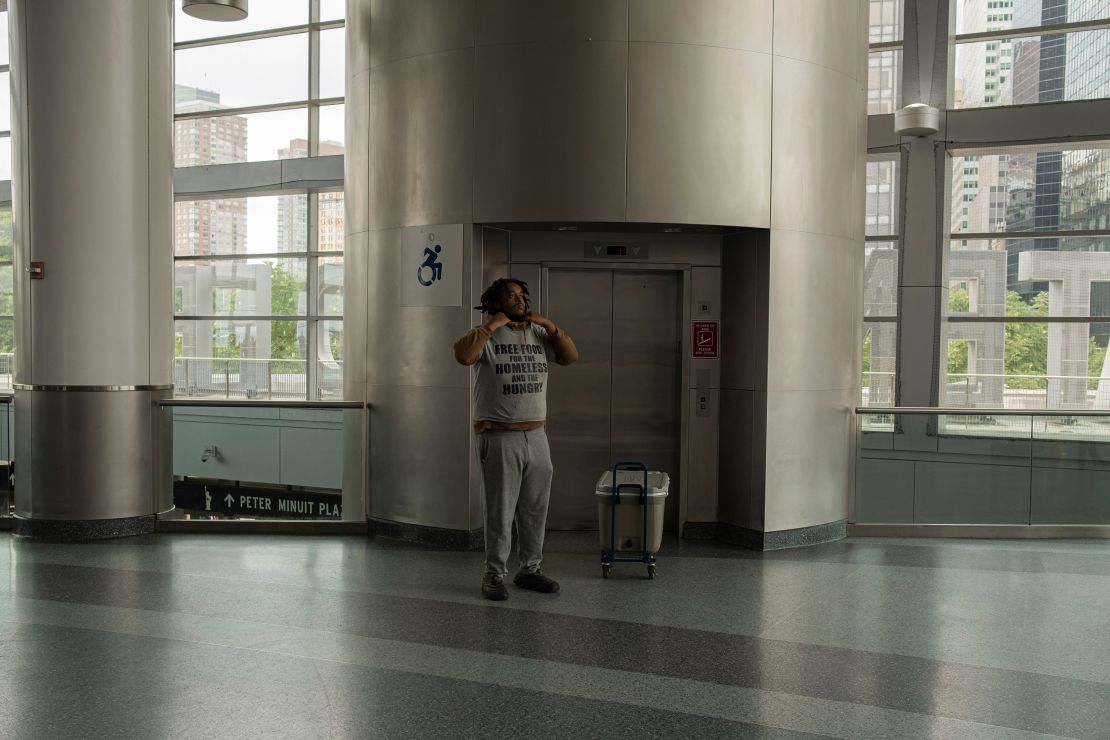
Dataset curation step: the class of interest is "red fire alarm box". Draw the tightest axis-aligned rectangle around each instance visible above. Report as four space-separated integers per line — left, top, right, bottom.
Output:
29 261 45 280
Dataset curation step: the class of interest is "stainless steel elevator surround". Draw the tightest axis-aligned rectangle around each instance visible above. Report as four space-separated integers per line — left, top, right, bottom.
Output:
14 384 174 392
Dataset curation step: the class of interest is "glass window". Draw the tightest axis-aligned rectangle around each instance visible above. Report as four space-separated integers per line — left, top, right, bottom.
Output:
173 108 309 167
174 1 308 43
863 157 901 406
176 34 309 112
319 104 345 151
868 49 902 115
320 0 346 23
319 27 346 100
869 0 905 44
956 0 1110 36
174 319 307 399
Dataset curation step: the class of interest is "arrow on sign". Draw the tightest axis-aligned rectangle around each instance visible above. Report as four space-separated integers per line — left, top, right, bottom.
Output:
224 494 235 507
631 246 641 256
593 245 603 255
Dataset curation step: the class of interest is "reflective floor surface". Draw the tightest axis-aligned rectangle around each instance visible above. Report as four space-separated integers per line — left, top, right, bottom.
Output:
1 532 1109 738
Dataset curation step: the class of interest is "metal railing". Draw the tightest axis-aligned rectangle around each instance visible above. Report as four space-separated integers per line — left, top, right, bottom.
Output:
173 357 343 400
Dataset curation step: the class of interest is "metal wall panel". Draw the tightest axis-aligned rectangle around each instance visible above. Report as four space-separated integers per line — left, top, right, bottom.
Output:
348 0 373 76
343 230 369 397
627 43 771 227
1031 468 1110 525
720 229 769 393
630 0 772 53
510 230 722 266
370 49 475 230
855 458 915 523
770 58 862 240
763 387 853 531
367 384 475 529
913 462 1030 525
474 42 628 223
689 266 721 390
364 228 472 390
147 0 173 386
369 0 475 69
685 387 720 522
17 390 164 520
20 0 161 384
611 271 683 531
772 0 865 82
543 269 614 529
717 388 764 529
476 0 627 45
765 230 862 392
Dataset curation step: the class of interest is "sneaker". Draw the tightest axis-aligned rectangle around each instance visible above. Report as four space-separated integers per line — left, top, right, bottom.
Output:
513 570 560 593
482 573 508 601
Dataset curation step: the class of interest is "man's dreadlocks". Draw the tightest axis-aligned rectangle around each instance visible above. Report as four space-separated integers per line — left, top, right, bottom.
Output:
474 278 531 315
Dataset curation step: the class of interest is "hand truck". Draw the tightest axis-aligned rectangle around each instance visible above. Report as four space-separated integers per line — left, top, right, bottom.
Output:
601 461 658 580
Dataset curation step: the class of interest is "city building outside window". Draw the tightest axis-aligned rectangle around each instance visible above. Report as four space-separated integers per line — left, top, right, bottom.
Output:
868 0 904 115
173 1 345 400
953 0 1110 109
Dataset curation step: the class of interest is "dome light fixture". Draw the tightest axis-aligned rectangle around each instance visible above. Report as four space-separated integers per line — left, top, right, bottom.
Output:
894 104 940 137
182 0 248 22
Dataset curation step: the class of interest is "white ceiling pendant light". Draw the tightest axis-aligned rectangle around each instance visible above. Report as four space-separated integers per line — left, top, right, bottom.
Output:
182 0 248 22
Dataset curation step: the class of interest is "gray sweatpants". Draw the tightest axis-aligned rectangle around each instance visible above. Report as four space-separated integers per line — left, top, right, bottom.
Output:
478 428 553 577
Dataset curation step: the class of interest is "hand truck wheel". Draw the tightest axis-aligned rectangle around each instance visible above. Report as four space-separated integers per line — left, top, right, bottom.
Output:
647 564 657 580
602 564 612 579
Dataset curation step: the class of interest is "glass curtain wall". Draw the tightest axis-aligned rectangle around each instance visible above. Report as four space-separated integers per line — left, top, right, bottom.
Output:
945 142 1110 409
953 0 1110 109
868 0 904 114
863 156 900 407
173 1 346 400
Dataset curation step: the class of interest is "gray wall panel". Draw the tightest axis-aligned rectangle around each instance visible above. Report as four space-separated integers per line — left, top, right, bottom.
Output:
369 0 475 68
370 49 475 230
720 230 769 393
770 58 863 240
630 0 772 53
763 387 853 531
1031 468 1110 525
913 462 1030 524
475 42 627 223
766 230 862 392
717 388 765 529
686 387 720 522
476 0 627 45
772 0 865 81
344 69 371 236
367 384 474 530
856 458 915 523
627 42 771 227
348 0 372 75
342 231 369 398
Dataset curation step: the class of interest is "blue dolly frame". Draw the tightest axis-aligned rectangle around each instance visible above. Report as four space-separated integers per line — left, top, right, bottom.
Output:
601 461 658 580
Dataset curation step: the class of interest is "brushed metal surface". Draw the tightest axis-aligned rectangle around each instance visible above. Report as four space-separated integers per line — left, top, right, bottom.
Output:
685 387 720 522
147 0 174 386
21 0 158 385
766 230 862 392
717 388 764 529
763 387 853 531
913 461 1031 525
689 266 721 390
344 68 371 236
848 523 1110 538
348 0 372 76
16 389 167 520
342 230 369 398
367 384 474 530
770 57 865 240
720 229 769 393
627 42 771 227
475 42 627 223
364 228 472 390
630 0 772 53
370 49 475 230
543 269 613 530
477 0 627 45
610 271 683 532
369 0 475 69
510 230 723 267
772 0 865 81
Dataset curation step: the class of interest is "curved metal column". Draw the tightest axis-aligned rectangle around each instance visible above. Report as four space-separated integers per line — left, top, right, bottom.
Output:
9 0 174 539
346 0 866 547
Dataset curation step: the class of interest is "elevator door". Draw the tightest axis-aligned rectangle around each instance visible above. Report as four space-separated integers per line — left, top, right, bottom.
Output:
543 268 682 531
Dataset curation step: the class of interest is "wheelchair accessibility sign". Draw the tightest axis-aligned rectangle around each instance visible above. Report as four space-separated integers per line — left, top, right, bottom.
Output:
402 223 463 306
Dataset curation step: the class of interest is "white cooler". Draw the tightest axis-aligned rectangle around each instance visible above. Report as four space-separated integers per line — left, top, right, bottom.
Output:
594 470 670 556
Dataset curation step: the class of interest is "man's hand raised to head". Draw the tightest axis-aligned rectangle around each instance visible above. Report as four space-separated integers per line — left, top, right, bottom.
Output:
525 312 557 334
483 312 512 333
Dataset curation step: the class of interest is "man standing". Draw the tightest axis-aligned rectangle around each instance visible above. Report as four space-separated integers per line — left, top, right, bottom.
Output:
454 278 578 600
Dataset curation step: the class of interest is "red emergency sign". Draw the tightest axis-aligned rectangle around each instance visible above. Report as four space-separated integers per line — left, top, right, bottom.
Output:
692 320 718 359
